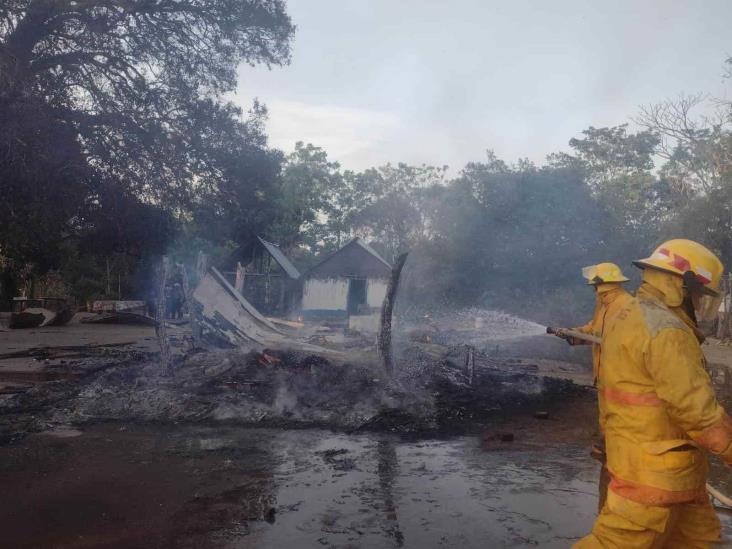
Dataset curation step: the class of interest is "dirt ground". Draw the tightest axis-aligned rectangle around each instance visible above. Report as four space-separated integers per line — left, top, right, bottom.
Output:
0 400 603 549
0 314 188 392
2 407 731 548
3 314 732 547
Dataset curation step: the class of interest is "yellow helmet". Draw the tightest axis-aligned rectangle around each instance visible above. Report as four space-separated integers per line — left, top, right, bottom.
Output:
633 239 724 296
582 262 629 285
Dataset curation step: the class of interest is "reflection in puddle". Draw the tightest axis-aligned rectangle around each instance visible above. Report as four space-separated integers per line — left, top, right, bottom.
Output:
5 425 732 548
226 432 596 548
239 431 732 548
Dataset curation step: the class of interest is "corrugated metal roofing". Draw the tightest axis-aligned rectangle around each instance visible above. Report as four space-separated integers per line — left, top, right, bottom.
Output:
351 237 392 269
303 237 392 279
257 237 301 279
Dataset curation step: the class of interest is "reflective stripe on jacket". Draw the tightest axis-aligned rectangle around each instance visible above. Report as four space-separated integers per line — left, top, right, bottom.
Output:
573 286 633 381
600 281 732 505
573 286 632 434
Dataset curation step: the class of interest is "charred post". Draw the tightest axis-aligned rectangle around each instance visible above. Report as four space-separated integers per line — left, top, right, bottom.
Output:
195 251 209 280
466 345 475 385
155 256 171 373
377 252 408 376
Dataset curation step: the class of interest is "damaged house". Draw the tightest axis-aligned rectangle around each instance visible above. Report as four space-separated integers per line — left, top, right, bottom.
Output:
224 237 301 316
300 237 391 323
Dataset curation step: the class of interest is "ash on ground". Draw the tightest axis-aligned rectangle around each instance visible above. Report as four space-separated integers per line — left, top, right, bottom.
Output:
0 321 586 443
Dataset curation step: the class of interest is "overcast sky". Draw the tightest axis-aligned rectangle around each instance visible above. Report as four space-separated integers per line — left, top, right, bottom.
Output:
235 0 732 172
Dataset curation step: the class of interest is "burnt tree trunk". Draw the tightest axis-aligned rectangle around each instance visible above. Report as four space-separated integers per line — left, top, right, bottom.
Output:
378 252 409 376
465 345 475 386
155 256 171 374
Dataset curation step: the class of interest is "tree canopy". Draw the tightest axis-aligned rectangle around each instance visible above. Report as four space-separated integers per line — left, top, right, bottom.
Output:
1 0 292 202
0 0 294 302
3 5 732 327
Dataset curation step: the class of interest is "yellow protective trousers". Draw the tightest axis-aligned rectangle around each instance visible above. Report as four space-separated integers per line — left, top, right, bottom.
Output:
573 490 720 548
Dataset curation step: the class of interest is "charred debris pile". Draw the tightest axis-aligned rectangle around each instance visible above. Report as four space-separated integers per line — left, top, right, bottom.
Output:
0 341 582 441
0 348 585 446
0 264 586 441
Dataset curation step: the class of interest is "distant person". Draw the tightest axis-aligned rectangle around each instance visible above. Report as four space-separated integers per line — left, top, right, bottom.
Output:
549 262 632 511
170 282 184 320
575 240 732 548
146 288 157 318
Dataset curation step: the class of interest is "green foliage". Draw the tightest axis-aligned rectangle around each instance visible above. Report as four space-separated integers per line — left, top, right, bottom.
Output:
637 95 732 194
667 182 732 269
548 125 669 255
263 148 448 262
190 103 285 248
557 125 659 180
0 0 294 303
338 163 447 260
269 142 344 252
0 101 89 273
399 160 615 306
1 0 294 204
3 3 732 324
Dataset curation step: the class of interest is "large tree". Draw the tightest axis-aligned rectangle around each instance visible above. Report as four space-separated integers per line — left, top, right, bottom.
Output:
549 125 667 250
338 163 447 260
1 0 293 202
269 142 343 252
0 0 294 297
396 154 616 309
636 95 732 195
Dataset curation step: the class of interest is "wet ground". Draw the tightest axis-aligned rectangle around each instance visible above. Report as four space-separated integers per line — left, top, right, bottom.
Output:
3 312 732 548
2 421 731 549
0 423 596 548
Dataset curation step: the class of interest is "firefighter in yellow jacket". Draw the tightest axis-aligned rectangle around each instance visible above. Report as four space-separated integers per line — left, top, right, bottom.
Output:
551 263 633 511
568 263 632 384
550 263 633 432
575 239 732 548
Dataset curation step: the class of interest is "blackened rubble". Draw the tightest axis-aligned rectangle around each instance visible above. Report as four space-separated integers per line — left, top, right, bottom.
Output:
0 334 585 443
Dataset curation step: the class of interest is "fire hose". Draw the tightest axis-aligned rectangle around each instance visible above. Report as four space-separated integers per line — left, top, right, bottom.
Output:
546 326 732 508
546 326 600 345
707 483 732 508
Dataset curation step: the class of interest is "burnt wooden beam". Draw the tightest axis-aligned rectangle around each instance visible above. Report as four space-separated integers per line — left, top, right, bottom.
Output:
377 252 408 376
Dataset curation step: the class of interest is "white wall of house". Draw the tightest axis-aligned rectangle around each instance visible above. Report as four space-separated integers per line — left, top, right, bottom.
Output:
349 312 381 333
349 312 400 334
366 279 388 308
302 278 349 311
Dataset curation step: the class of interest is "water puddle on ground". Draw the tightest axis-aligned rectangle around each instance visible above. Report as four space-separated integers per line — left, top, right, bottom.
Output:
240 432 598 548
2 425 731 548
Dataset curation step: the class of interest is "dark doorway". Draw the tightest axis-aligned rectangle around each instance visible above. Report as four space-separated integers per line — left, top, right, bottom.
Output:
347 278 367 314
